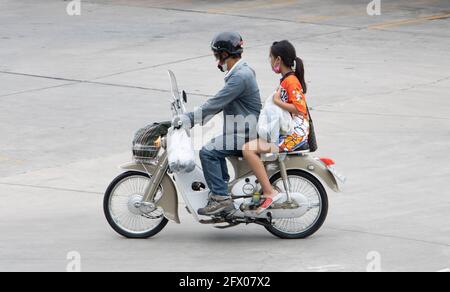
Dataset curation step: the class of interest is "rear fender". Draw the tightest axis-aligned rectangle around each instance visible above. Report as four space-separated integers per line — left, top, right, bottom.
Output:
266 155 340 192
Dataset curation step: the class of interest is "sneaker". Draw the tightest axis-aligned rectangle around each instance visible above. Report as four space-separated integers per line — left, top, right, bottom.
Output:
198 195 234 216
256 193 284 215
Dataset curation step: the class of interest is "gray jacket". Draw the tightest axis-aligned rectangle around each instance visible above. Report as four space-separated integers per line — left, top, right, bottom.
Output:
187 60 262 149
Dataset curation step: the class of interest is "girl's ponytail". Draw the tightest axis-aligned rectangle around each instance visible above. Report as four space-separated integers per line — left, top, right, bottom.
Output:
294 57 307 94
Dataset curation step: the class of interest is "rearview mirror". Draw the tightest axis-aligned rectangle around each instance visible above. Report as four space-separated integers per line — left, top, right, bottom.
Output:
182 90 188 103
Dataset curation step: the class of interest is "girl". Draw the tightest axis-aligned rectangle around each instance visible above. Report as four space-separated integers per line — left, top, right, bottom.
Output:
242 40 310 214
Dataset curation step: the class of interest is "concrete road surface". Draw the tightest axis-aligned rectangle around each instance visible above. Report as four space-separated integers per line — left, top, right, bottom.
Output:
0 0 449 272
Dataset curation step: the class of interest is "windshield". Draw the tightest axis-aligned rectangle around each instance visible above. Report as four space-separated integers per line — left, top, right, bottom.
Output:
168 70 180 102
167 70 186 115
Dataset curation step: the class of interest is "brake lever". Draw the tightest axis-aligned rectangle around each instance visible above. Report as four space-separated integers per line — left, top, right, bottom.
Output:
172 116 183 130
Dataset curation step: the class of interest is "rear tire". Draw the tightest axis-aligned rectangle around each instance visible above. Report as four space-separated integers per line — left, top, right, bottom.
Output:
104 171 169 239
265 170 328 239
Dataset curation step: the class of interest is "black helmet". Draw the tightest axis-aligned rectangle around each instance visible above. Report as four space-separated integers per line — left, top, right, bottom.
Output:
211 32 244 56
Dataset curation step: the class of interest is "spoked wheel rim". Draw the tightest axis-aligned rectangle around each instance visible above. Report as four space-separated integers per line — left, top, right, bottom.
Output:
108 175 165 236
270 175 323 235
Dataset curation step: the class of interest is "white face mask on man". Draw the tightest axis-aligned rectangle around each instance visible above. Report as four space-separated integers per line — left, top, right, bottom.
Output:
215 51 230 72
217 59 229 72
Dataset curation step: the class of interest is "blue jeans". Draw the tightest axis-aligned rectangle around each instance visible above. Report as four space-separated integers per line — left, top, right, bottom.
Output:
199 138 242 197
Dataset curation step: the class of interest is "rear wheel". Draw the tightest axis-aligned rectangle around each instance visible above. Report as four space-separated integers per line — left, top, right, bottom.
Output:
104 171 168 239
265 170 328 239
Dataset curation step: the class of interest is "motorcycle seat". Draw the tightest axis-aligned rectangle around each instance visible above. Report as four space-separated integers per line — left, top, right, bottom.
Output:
286 149 310 156
283 143 311 155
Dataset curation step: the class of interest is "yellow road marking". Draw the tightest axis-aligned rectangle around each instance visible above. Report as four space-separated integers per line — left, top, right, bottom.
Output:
207 0 297 14
369 13 450 30
297 15 335 22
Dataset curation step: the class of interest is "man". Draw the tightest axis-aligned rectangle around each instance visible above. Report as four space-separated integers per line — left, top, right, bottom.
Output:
176 32 262 216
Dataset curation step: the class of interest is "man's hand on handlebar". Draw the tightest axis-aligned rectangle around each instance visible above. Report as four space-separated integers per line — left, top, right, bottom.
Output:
172 114 192 130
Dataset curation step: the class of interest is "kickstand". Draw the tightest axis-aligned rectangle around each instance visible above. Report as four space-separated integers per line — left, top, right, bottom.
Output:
267 212 273 226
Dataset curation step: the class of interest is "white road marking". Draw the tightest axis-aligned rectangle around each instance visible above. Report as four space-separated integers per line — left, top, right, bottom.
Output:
307 265 345 272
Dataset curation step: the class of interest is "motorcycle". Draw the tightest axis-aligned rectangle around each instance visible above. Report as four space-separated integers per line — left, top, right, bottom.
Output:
103 70 345 239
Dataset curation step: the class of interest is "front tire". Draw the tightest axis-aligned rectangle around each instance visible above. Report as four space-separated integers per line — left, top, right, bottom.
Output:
104 171 169 239
265 170 329 239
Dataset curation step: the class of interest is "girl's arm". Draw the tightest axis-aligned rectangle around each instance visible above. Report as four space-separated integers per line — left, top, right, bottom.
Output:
273 88 301 115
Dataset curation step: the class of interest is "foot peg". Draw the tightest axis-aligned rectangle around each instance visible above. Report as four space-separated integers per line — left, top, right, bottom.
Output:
199 218 225 225
214 223 240 229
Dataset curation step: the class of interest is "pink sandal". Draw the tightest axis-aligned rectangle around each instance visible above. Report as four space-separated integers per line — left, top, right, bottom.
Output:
257 193 284 215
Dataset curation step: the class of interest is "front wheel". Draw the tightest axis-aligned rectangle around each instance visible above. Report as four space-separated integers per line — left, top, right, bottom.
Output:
265 170 329 239
104 171 168 239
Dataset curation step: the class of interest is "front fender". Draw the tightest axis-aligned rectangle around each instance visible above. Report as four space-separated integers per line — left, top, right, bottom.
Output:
120 162 180 223
267 155 340 192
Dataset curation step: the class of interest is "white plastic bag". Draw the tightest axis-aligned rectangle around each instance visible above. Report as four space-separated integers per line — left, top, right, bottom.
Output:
257 93 294 143
167 127 196 173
